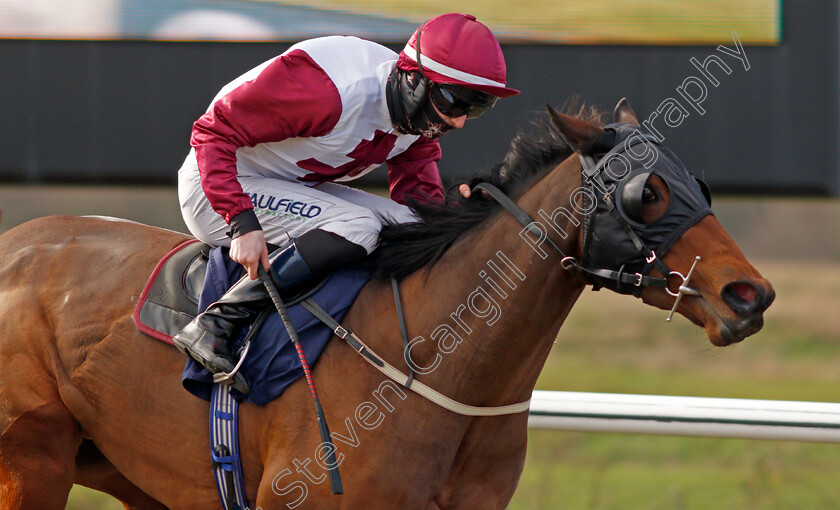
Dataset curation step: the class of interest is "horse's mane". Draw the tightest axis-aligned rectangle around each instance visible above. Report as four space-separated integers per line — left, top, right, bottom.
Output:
366 103 606 280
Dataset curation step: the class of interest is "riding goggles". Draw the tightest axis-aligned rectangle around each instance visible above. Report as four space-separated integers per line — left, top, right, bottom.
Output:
429 83 498 119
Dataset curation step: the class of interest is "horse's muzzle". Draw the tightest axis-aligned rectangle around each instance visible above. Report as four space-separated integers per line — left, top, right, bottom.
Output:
715 279 775 345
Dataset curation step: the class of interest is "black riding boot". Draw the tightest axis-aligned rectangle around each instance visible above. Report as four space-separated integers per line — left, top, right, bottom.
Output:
173 241 314 394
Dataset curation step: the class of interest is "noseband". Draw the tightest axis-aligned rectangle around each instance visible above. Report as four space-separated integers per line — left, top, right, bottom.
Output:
472 129 706 321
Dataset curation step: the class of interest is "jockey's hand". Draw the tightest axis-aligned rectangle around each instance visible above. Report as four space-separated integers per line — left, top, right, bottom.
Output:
230 230 270 280
459 183 490 199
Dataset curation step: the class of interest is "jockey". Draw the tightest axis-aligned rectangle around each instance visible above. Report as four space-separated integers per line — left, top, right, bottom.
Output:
173 13 519 392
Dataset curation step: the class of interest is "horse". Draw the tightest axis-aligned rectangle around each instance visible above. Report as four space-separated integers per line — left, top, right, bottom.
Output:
0 100 774 509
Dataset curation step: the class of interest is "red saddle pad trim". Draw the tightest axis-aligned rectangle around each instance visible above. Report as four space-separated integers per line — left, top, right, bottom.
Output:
133 239 200 345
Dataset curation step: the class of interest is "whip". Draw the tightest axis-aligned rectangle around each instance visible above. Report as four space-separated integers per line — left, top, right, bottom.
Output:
258 266 344 495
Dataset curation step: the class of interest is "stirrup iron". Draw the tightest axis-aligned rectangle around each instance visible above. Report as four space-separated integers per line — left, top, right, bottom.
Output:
213 339 252 385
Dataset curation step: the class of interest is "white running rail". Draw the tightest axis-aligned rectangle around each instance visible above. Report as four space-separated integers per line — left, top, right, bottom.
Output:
528 390 840 443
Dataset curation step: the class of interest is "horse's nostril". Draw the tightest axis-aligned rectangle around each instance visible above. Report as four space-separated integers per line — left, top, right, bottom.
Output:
722 281 763 316
731 282 757 304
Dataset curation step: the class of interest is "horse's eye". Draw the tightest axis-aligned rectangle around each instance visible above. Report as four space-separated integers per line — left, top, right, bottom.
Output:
641 186 657 204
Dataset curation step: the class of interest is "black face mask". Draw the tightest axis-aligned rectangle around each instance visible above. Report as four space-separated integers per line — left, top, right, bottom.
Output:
580 123 713 294
386 67 454 139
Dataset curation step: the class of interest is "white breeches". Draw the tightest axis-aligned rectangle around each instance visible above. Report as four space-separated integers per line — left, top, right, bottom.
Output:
178 166 416 254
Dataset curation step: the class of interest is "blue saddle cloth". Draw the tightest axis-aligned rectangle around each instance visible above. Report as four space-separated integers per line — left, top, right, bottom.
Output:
182 247 370 406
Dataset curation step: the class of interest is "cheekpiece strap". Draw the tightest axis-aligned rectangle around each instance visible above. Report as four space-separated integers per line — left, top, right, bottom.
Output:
576 131 673 294
470 181 671 294
580 266 668 293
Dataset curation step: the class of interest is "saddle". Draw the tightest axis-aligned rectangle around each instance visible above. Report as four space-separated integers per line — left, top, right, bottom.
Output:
134 240 209 345
133 240 371 405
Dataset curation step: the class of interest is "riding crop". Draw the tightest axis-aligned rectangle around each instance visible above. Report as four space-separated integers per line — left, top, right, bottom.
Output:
258 266 344 495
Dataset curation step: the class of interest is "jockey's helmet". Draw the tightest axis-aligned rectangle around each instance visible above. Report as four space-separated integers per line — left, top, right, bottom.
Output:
386 13 518 138
397 13 519 100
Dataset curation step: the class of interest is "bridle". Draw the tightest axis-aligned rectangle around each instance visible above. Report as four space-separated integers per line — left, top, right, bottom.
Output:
472 131 704 322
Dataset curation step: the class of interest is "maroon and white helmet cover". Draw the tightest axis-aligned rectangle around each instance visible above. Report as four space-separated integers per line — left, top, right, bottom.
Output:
397 13 519 99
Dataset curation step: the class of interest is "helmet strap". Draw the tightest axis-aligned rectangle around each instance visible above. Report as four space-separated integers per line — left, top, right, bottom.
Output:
386 21 453 139
412 21 430 100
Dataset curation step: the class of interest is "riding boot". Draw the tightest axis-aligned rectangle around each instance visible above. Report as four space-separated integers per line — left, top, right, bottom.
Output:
173 241 315 394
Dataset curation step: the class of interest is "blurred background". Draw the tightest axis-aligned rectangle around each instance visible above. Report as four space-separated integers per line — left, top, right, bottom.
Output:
2 0 838 508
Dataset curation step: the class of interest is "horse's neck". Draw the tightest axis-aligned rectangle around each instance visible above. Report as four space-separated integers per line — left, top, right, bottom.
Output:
400 157 586 406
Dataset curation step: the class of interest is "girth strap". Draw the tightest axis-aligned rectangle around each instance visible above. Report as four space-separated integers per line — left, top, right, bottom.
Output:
300 299 531 417
209 384 249 510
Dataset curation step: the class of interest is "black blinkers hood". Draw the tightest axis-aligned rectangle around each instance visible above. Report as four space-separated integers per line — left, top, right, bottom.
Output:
580 123 713 293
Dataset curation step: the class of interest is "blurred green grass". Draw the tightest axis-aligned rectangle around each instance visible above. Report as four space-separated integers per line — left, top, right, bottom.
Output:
512 433 840 509
66 486 123 510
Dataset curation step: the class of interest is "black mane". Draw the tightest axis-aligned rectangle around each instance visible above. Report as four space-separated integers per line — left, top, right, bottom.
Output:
366 105 605 280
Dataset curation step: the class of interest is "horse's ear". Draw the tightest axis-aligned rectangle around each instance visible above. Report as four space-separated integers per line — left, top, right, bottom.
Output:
546 103 605 154
613 97 640 126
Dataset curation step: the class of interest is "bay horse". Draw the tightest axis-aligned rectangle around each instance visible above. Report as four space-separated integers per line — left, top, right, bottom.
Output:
0 101 773 509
